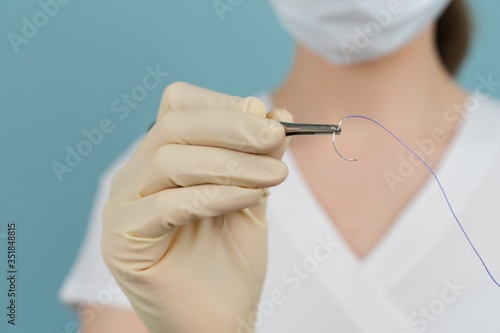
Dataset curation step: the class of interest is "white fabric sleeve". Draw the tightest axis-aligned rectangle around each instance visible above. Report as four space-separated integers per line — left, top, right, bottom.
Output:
58 137 143 310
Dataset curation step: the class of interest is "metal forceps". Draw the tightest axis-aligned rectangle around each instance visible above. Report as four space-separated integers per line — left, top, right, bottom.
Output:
279 120 356 161
279 121 341 136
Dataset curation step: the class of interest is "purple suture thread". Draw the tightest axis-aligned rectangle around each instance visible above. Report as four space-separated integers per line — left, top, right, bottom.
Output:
343 114 500 288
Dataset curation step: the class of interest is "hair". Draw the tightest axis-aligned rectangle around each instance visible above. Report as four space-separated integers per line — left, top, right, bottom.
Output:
436 0 472 75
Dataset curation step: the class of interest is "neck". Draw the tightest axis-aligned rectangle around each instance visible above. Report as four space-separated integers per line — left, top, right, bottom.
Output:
272 27 467 129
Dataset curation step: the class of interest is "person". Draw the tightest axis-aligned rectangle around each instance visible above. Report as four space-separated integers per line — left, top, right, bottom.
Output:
59 0 500 332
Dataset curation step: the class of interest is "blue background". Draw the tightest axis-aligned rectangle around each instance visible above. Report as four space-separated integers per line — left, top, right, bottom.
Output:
0 0 499 332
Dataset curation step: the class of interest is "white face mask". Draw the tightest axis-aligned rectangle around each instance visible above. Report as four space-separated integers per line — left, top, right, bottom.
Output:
268 0 452 65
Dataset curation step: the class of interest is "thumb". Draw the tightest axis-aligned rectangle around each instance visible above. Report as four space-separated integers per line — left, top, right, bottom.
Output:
266 108 294 160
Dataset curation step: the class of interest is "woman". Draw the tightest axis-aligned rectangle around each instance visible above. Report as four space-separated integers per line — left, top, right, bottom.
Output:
60 0 500 332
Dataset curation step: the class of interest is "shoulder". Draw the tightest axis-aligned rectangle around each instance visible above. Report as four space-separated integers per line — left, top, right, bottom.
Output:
460 96 500 222
463 96 500 155
468 95 500 130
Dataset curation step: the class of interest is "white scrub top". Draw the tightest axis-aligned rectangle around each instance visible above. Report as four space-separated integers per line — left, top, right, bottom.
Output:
59 93 500 332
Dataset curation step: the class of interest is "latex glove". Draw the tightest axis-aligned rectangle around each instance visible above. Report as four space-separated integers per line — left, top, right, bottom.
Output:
101 82 292 333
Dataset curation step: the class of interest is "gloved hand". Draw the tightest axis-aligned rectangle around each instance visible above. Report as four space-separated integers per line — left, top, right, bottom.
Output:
101 82 293 333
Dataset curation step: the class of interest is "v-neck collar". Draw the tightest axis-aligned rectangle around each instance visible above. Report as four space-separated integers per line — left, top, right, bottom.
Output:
262 92 500 332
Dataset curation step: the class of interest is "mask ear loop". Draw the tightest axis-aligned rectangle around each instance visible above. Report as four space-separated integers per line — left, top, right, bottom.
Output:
332 117 357 162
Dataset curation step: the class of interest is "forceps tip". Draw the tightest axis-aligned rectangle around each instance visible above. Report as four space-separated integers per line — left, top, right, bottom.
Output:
279 118 357 161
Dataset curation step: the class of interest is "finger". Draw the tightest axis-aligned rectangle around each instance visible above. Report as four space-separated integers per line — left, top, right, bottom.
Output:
104 185 266 243
135 109 286 159
157 82 267 119
116 144 288 200
266 108 294 160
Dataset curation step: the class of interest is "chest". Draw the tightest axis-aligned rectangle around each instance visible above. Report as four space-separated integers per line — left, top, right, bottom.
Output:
289 137 449 258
